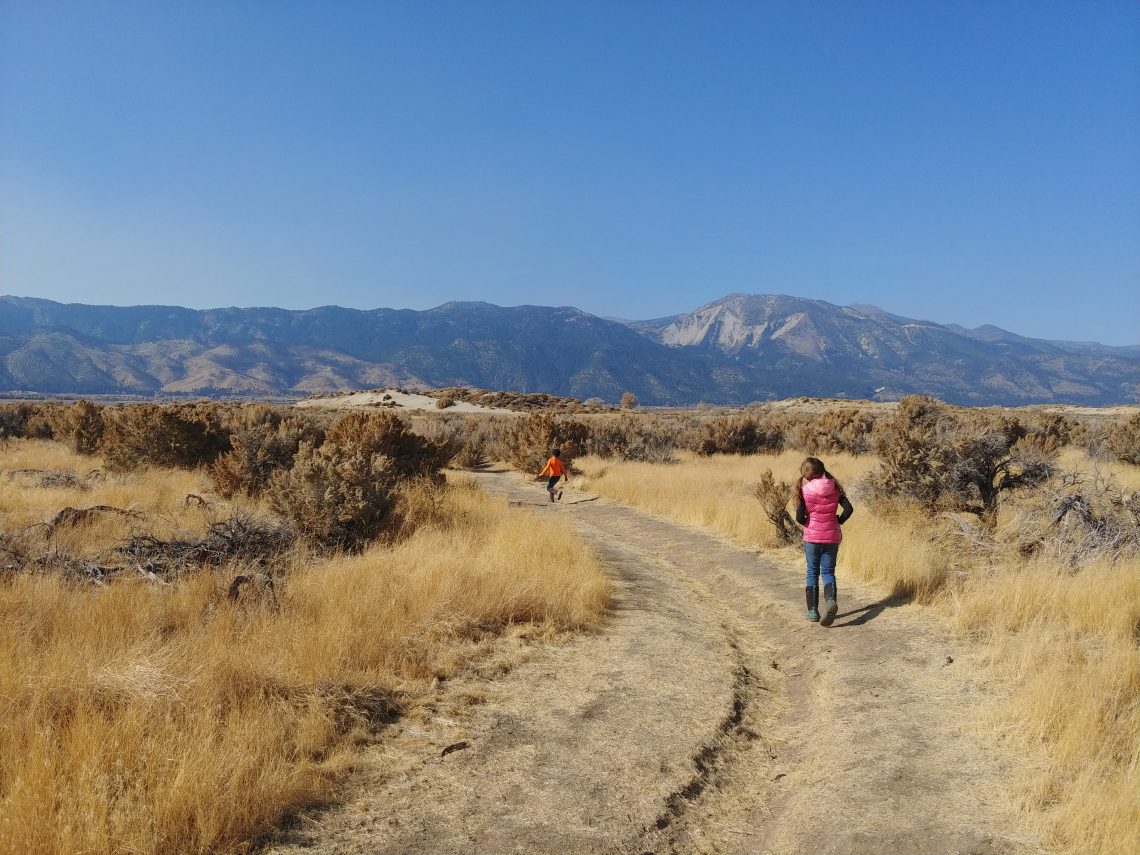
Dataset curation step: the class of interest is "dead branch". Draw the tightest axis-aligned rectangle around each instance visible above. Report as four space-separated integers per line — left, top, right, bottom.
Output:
183 493 211 509
227 574 250 600
0 536 28 572
45 505 143 537
116 514 293 573
936 512 998 559
135 564 171 585
6 469 92 490
1057 471 1084 490
1052 494 1098 528
227 572 279 610
26 549 116 582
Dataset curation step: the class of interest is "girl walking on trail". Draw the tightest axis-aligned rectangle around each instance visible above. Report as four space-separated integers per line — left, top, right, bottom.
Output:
538 448 568 502
796 456 854 626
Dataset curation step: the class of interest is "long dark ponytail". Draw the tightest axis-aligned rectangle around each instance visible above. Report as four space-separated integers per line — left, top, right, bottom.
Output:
797 456 844 497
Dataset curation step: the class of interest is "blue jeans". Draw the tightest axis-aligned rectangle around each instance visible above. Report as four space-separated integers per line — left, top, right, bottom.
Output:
803 542 839 588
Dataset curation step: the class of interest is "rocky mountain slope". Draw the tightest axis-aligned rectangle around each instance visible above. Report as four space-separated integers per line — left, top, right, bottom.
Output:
1 294 1136 405
631 294 1140 404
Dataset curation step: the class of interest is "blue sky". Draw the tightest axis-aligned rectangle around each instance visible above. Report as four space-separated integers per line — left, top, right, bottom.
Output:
1 1 1138 344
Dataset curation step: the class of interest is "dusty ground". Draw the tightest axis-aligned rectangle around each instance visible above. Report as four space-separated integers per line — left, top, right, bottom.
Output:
265 470 1043 855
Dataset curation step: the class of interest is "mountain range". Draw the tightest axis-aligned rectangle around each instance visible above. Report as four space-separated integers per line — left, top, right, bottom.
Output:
1 293 1137 406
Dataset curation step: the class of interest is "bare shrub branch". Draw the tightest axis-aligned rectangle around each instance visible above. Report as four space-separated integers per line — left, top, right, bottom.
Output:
1007 469 1140 567
227 572 280 610
116 514 295 573
753 470 800 545
44 505 143 537
5 469 100 490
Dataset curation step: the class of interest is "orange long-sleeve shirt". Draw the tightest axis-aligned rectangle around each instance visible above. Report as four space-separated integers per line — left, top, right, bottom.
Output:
539 456 567 477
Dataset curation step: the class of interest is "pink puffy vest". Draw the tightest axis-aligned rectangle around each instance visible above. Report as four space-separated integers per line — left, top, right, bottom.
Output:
802 477 843 544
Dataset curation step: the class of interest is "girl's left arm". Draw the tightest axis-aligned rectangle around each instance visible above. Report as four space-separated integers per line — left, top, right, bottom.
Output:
837 495 854 525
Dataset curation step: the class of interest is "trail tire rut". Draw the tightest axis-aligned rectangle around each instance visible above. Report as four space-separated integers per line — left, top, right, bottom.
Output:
266 472 1042 855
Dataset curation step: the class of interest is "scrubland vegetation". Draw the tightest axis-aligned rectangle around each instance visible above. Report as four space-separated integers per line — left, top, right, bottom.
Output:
0 402 608 855
1 395 1137 854
566 398 1139 855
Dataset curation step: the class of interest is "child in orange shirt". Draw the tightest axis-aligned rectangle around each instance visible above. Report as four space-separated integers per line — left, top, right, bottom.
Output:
538 448 568 502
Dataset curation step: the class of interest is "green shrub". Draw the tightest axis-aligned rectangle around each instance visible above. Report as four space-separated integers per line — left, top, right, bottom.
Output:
325 411 456 479
412 416 485 470
54 401 105 456
1019 410 1083 452
9 403 62 440
0 403 51 440
101 404 229 471
266 411 454 550
693 415 784 455
784 409 877 455
869 396 1055 522
581 417 677 463
493 414 590 474
868 397 958 506
209 406 325 497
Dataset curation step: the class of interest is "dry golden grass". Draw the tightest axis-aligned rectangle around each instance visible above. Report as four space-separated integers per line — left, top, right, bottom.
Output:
953 556 1140 855
1056 445 1140 491
578 448 1140 855
0 445 608 855
0 439 207 527
837 507 958 603
579 450 876 550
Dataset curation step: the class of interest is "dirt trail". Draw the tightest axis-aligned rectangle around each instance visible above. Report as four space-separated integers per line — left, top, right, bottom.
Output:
267 471 1041 855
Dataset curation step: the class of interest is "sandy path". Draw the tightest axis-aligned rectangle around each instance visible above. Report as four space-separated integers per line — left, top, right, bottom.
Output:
266 471 1041 855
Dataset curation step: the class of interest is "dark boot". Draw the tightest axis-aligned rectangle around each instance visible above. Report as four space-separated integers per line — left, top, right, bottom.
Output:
804 586 819 621
820 582 838 626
